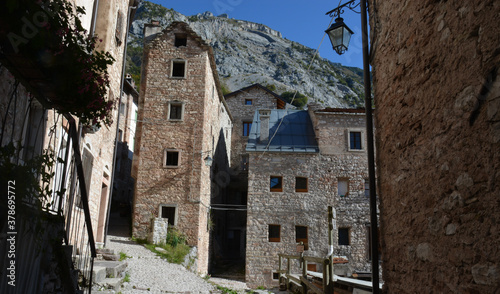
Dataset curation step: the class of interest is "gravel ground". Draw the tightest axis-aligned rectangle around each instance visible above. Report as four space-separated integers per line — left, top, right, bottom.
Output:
101 213 281 294
105 235 216 293
104 235 276 294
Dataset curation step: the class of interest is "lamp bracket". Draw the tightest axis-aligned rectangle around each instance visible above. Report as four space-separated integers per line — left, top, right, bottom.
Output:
326 0 361 18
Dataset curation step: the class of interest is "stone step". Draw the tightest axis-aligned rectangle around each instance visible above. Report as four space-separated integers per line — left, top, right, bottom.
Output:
96 248 115 255
92 266 107 283
100 277 122 290
94 260 128 278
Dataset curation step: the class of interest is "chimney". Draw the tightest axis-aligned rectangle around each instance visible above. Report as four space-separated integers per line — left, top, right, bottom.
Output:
144 20 162 40
259 109 271 143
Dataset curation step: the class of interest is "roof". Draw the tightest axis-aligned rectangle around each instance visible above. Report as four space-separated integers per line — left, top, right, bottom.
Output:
224 84 286 109
246 109 319 153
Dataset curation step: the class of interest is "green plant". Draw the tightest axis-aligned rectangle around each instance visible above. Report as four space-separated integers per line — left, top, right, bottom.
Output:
2 0 116 128
119 252 131 261
123 272 130 283
166 226 186 248
216 285 238 294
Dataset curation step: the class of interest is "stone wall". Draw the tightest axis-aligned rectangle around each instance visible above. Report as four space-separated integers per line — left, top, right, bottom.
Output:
369 0 500 292
225 85 282 171
245 111 371 288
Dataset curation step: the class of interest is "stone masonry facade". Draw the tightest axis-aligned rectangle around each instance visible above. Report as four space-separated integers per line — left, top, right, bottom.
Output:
132 21 232 275
246 107 372 288
369 0 500 292
225 84 285 172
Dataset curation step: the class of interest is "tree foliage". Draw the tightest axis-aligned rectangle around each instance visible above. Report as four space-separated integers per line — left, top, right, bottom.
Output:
280 91 308 108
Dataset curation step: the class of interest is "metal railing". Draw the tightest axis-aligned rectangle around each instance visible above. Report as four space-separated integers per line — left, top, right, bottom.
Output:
0 74 96 293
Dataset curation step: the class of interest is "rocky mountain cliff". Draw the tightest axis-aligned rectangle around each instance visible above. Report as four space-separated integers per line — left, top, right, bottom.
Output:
127 1 365 108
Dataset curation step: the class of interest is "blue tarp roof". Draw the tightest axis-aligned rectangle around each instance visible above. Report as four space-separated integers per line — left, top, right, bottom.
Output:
246 109 319 153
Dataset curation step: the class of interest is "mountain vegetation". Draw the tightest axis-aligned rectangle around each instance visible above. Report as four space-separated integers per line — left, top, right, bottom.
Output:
127 1 366 108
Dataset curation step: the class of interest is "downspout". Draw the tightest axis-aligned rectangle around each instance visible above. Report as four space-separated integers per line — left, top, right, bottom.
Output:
103 3 137 247
89 0 99 37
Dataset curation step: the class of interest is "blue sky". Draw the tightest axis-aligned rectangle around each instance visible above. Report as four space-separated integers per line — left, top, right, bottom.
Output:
147 0 367 69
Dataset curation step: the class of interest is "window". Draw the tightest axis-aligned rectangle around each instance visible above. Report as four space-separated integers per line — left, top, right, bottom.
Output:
349 131 363 150
174 33 187 47
171 60 186 78
160 205 176 226
245 99 253 105
295 177 308 192
296 225 309 250
338 179 348 197
338 228 350 245
242 121 252 136
76 146 94 208
270 176 283 192
168 101 184 121
115 11 124 44
365 179 370 197
269 224 281 242
272 272 280 280
164 150 180 167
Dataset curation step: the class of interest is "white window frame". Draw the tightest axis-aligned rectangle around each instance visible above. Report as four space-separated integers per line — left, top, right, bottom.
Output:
347 129 365 151
338 178 349 197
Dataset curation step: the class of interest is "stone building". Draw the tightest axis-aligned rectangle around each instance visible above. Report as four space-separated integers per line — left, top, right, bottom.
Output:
132 21 374 285
0 0 138 291
209 84 286 267
245 106 372 287
112 75 139 217
131 21 232 274
368 0 500 292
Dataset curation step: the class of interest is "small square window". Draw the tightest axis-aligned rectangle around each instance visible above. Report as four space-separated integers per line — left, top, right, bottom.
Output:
339 228 350 245
172 60 186 78
272 272 280 280
243 122 252 136
245 99 253 105
349 131 362 150
165 150 180 167
168 102 183 120
269 224 280 242
296 225 309 250
295 177 308 192
174 33 187 47
270 176 283 192
338 178 348 197
160 205 176 226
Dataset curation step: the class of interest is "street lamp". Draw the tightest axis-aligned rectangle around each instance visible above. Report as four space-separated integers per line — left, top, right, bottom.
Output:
325 17 354 55
204 155 213 166
326 1 380 293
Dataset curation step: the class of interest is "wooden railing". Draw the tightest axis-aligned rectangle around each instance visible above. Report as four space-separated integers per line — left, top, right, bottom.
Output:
278 253 381 294
278 253 334 294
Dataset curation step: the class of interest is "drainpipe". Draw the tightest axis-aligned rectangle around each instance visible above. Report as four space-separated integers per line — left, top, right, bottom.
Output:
103 3 137 247
326 206 336 292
